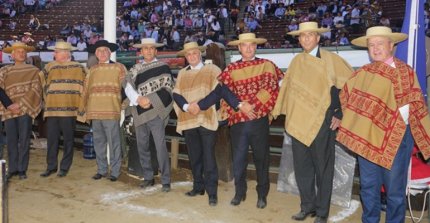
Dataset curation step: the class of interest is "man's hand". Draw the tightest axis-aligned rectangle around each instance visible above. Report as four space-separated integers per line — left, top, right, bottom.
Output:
239 102 256 119
7 103 20 114
137 96 151 109
188 102 200 115
330 116 341 130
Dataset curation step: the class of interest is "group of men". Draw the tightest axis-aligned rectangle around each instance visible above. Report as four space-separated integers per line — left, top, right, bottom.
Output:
0 20 429 223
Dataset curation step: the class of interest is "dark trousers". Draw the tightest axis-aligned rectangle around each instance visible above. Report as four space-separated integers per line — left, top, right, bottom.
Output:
184 127 218 196
359 126 413 223
4 115 32 173
291 110 335 218
230 116 270 198
46 117 76 171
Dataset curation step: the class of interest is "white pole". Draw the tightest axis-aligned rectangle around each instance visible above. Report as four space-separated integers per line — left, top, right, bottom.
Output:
104 0 117 61
407 0 418 67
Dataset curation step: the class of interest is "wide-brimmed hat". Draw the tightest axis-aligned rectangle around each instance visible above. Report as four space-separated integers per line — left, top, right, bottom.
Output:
132 38 164 48
2 41 35 53
177 42 206 56
227 33 267 46
287 22 330 36
351 26 408 47
47 41 77 51
23 32 32 36
88 40 119 53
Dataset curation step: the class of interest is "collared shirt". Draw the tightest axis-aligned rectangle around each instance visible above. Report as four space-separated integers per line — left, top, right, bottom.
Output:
308 45 319 57
124 58 158 106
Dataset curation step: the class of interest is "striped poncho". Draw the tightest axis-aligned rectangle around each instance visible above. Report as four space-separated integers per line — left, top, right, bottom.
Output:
40 61 87 117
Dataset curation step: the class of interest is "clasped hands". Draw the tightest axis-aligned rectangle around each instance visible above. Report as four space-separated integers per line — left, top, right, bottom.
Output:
137 96 151 109
7 103 20 114
188 101 256 119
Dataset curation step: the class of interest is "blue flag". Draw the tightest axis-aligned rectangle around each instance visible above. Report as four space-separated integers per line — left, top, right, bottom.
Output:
395 0 427 97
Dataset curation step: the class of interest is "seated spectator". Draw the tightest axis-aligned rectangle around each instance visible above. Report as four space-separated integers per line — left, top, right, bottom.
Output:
321 12 333 27
288 19 298 31
76 38 87 51
21 32 34 44
285 5 296 19
246 16 261 32
274 3 286 19
184 15 193 30
321 25 332 46
67 33 78 46
379 15 390 27
337 32 349 45
60 23 71 35
333 12 344 26
255 6 264 22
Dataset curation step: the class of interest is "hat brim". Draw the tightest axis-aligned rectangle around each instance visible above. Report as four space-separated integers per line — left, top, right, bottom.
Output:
177 46 206 56
351 33 408 47
227 38 267 46
2 45 35 54
88 42 119 53
133 43 165 48
287 28 330 36
47 46 78 51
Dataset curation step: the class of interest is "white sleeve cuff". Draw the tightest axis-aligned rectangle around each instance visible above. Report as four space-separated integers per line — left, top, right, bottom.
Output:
183 104 189 112
125 83 139 106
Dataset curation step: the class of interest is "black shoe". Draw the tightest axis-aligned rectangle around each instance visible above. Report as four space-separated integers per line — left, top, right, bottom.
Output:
314 216 327 223
18 172 27 180
208 195 218 206
161 184 171 192
185 189 205 197
291 210 317 221
6 171 18 180
230 194 246 206
140 179 155 188
92 173 105 180
40 169 57 177
57 169 68 177
109 176 118 182
256 196 267 209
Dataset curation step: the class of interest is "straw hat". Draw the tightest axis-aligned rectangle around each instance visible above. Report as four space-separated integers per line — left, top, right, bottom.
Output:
2 41 35 53
351 26 408 47
47 41 77 51
227 33 267 46
23 32 32 36
88 40 119 53
132 38 164 48
287 22 330 36
177 42 206 56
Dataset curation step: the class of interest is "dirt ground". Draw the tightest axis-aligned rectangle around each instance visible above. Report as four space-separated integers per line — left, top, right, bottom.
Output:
6 148 429 223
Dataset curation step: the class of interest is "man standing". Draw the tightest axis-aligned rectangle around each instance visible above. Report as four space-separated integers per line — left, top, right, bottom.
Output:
124 38 173 192
39 42 87 178
79 40 127 182
272 22 353 223
337 26 430 223
173 42 252 206
0 42 42 180
220 33 283 209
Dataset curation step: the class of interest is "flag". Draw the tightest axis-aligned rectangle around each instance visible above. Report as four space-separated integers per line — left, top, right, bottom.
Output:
395 0 427 97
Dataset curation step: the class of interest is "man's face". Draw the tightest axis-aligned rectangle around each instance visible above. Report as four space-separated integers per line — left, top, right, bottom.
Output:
185 48 201 67
140 45 157 62
238 42 257 61
54 50 71 62
95 46 111 63
11 48 27 64
298 31 320 53
367 36 394 62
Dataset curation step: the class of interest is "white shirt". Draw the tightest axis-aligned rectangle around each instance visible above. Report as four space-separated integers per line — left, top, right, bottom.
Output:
124 58 158 106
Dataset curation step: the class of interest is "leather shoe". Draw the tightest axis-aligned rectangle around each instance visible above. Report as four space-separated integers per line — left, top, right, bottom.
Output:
208 195 218 206
256 196 267 209
185 189 205 197
140 179 155 188
230 194 246 206
161 184 171 192
291 210 316 221
109 176 118 182
18 172 27 180
314 216 327 223
6 171 18 180
40 169 57 177
57 169 68 177
92 173 105 180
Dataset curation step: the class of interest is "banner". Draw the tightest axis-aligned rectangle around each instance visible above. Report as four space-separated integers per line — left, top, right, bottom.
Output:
395 0 427 97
